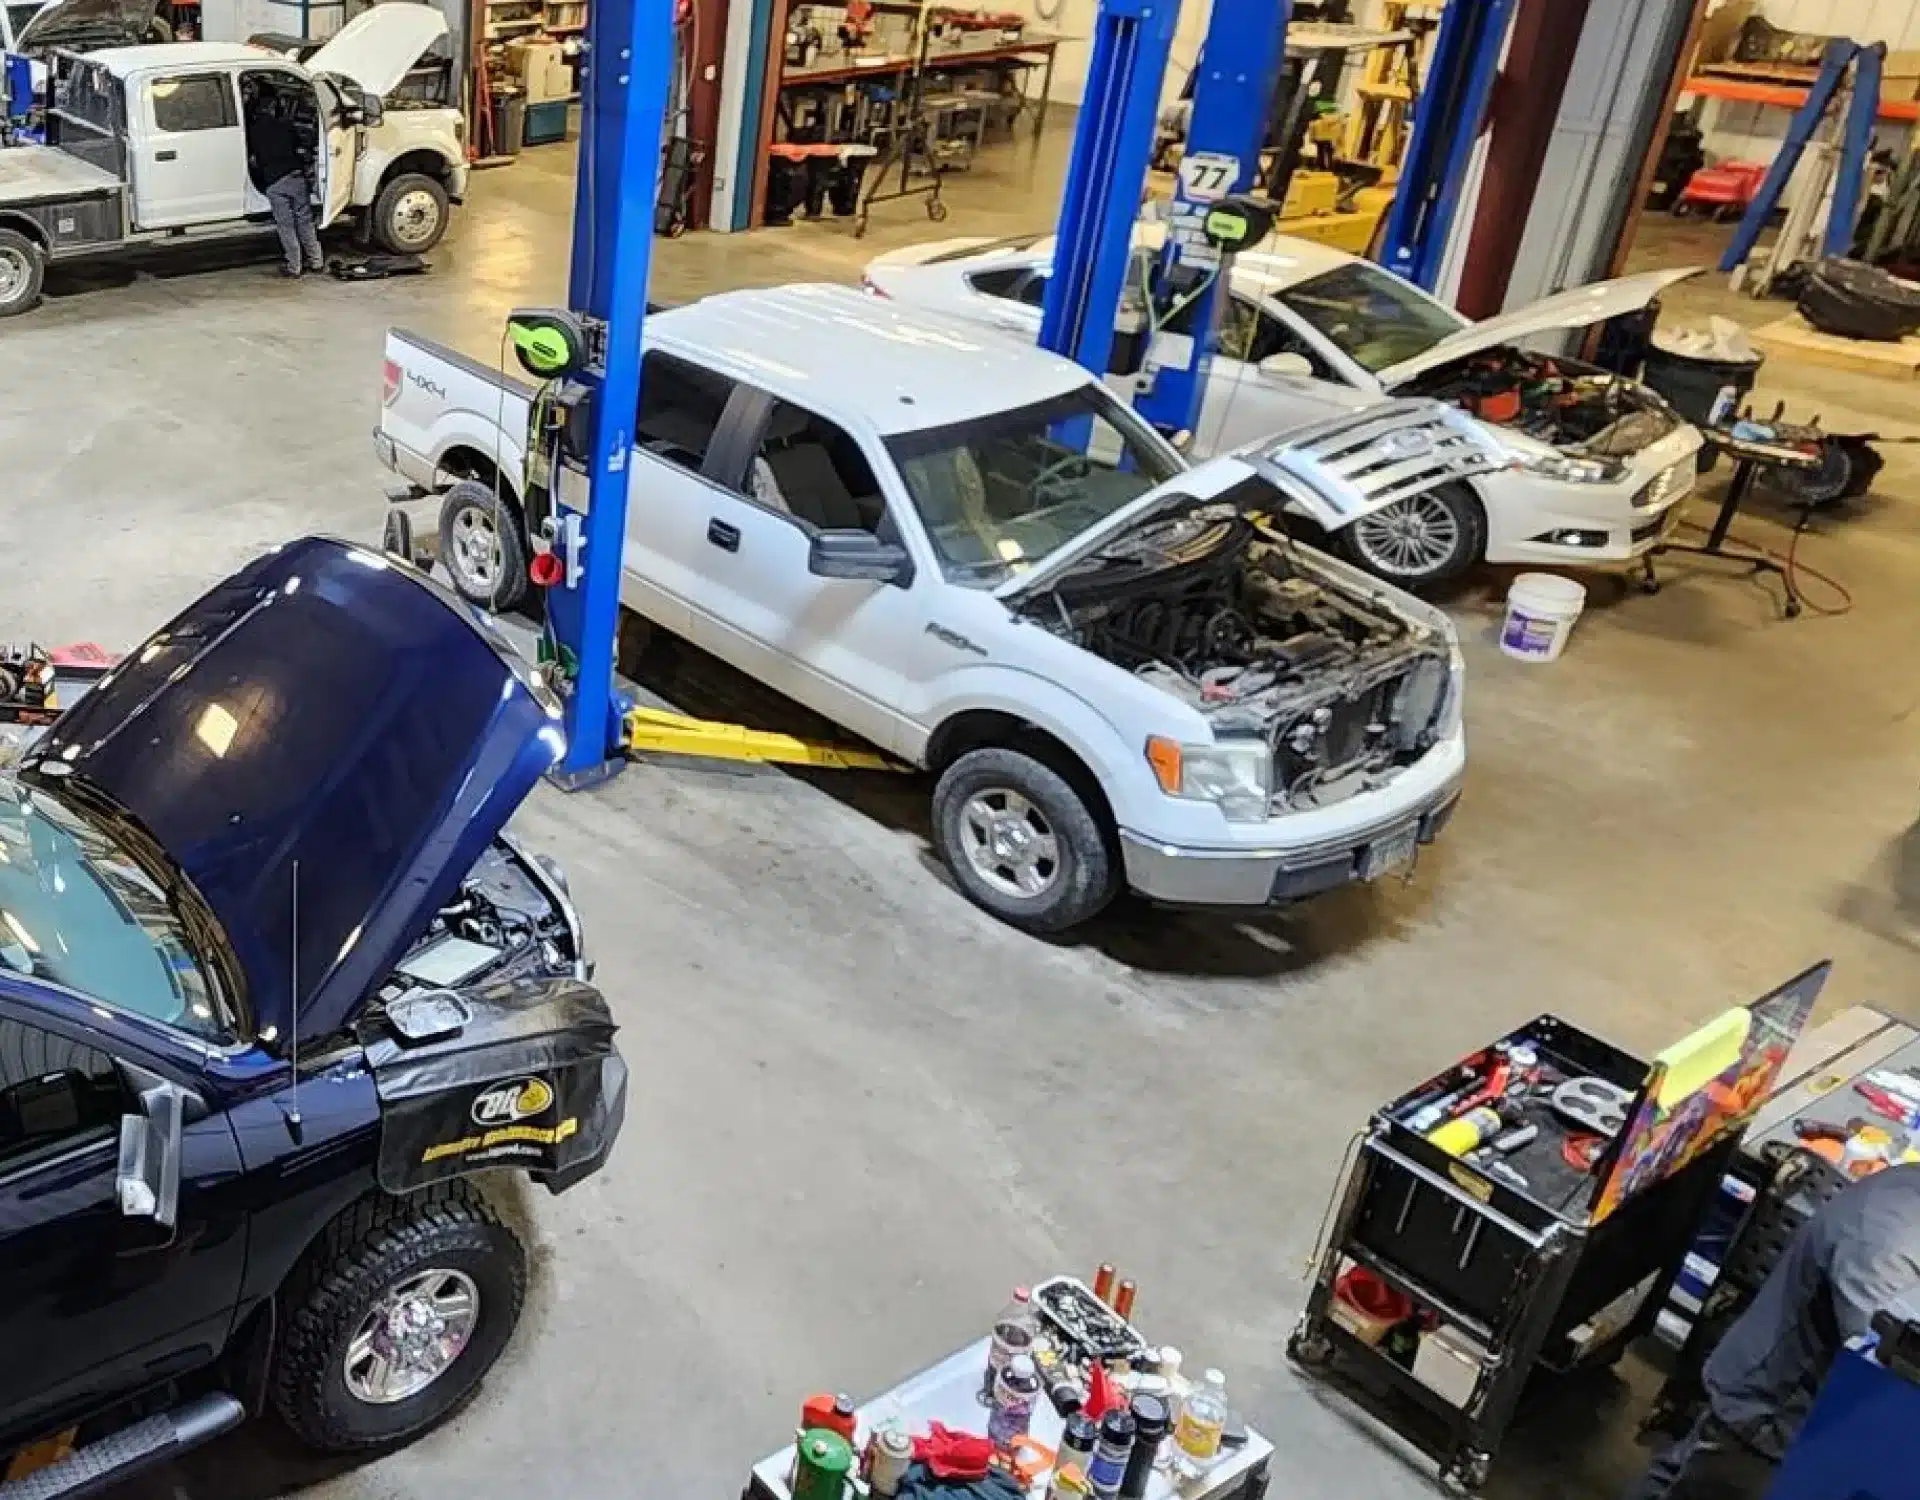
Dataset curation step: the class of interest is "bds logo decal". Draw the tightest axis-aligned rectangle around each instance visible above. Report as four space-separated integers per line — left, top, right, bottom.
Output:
472 1077 555 1126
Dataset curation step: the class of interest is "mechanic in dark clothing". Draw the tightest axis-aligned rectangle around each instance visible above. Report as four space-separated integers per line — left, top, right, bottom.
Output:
247 94 322 277
1627 1162 1920 1499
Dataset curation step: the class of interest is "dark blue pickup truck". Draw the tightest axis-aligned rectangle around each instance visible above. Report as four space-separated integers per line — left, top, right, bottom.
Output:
0 537 626 1495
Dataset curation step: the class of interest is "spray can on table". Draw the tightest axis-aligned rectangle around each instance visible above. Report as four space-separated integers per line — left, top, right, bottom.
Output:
864 1420 914 1499
1087 1408 1137 1500
989 1353 1041 1455
1059 1411 1099 1478
1119 1393 1170 1499
791 1429 855 1500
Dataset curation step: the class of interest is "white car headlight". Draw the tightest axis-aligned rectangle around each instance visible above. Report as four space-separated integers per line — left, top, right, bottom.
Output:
1511 449 1623 485
1146 736 1272 823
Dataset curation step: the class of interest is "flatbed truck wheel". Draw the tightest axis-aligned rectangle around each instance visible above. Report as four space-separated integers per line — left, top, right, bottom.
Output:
373 173 451 255
0 229 46 318
271 1182 526 1452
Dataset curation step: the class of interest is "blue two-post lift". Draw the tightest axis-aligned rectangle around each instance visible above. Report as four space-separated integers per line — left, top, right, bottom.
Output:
540 0 1511 784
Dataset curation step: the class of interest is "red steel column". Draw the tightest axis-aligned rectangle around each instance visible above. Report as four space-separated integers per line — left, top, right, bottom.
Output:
1453 0 1592 318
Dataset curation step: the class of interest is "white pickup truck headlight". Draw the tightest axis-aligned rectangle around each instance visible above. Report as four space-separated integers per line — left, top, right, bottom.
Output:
1511 449 1624 485
1439 647 1466 737
1146 736 1272 823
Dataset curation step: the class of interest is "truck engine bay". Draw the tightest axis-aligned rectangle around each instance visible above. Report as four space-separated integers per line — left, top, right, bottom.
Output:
382 840 584 1001
1031 504 1452 809
1399 349 1681 461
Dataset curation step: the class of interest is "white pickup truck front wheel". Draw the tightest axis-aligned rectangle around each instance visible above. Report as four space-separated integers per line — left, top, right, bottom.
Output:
933 748 1118 934
0 230 46 318
373 173 451 255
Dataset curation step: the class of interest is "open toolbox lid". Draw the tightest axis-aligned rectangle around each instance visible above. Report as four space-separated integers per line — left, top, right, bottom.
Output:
1376 961 1832 1230
361 973 628 1196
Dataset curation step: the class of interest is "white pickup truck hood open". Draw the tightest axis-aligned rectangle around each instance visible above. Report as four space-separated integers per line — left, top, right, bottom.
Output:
1376 268 1703 388
997 400 1510 603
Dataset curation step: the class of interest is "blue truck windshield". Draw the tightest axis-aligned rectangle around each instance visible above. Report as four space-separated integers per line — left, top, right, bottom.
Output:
0 780 224 1040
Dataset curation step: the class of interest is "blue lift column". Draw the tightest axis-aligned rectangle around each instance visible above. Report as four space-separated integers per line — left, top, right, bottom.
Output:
1131 0 1292 437
545 0 677 787
1037 0 1178 375
1377 0 1516 291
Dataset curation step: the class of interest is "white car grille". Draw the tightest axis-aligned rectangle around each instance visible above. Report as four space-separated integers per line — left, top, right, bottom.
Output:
1635 459 1694 510
1250 401 1509 520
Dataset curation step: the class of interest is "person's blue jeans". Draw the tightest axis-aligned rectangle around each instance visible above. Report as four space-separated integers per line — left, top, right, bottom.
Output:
266 171 322 273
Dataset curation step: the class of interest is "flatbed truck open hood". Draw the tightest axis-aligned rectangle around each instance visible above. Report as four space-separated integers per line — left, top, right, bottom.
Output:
305 2 449 97
19 538 565 1048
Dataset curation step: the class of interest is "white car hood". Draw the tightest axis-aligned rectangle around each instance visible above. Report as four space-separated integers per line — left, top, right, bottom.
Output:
1377 267 1703 387
306 1 446 97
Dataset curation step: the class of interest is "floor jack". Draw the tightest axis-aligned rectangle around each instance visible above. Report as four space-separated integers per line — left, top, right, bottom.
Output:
1721 38 1883 298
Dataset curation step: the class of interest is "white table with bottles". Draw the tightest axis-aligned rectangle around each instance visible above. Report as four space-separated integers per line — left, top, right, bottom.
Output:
743 1335 1274 1500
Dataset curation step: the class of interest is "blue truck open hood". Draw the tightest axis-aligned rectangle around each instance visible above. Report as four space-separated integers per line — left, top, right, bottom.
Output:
19 538 564 1049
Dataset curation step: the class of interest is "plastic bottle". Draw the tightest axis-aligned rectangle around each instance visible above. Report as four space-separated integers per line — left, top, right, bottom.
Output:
1171 1367 1229 1477
988 1354 1040 1454
981 1286 1036 1400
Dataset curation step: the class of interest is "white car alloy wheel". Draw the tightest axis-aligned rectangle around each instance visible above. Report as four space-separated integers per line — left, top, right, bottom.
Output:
1349 494 1465 581
958 787 1061 900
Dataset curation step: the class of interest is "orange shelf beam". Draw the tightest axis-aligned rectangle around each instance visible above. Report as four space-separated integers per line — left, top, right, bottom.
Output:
1679 72 1920 122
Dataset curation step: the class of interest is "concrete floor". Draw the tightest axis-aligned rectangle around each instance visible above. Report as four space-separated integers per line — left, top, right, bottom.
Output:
4 128 1919 1500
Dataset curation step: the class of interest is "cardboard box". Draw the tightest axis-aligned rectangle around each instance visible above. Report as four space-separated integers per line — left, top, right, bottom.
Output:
506 38 573 104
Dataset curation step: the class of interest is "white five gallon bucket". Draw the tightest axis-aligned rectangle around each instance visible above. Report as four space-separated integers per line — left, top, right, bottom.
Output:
1500 573 1588 663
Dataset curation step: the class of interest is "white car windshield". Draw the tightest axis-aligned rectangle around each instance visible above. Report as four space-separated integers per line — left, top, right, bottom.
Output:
1279 263 1469 374
0 778 225 1039
884 386 1184 586
5 2 41 40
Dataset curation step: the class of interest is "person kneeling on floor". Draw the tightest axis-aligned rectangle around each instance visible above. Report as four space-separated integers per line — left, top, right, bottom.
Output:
248 94 323 278
1626 1161 1920 1499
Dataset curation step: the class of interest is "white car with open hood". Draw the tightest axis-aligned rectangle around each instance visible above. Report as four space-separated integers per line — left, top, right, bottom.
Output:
377 286 1500 935
864 232 1706 588
0 0 464 315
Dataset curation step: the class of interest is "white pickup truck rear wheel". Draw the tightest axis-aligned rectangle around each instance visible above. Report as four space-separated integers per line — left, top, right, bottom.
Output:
0 229 46 318
933 748 1118 933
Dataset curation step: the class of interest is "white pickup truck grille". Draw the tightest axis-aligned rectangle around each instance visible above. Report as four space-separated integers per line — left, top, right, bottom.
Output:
1249 401 1510 520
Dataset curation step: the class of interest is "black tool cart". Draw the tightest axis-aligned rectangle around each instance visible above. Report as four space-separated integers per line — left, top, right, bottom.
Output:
1286 964 1831 1494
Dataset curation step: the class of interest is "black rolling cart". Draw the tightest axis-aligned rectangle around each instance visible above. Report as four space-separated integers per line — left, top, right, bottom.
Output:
1287 965 1831 1494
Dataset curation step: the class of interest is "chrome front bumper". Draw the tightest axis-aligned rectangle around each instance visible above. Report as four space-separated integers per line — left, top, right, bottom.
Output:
1117 781 1464 907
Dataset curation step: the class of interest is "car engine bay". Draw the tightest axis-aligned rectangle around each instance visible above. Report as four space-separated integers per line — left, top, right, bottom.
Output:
384 841 584 998
1400 349 1681 460
1031 505 1452 809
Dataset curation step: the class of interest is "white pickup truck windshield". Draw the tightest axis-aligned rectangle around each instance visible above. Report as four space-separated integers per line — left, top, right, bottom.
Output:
885 386 1183 586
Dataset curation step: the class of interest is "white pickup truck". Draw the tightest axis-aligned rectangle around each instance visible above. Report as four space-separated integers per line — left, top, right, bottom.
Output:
376 285 1498 933
0 1 464 316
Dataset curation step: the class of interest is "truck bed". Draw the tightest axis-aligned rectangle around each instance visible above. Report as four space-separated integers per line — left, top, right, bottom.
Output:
0 147 121 207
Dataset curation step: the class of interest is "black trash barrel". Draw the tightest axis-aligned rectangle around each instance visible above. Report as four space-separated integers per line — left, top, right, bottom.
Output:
490 86 526 157
1640 343 1764 471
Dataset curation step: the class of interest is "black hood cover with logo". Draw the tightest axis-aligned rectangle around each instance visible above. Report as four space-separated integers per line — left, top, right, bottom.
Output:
361 973 627 1196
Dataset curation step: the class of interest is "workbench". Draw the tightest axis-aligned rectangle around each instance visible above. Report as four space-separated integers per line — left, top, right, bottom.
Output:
743 1337 1273 1500
780 32 1068 138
